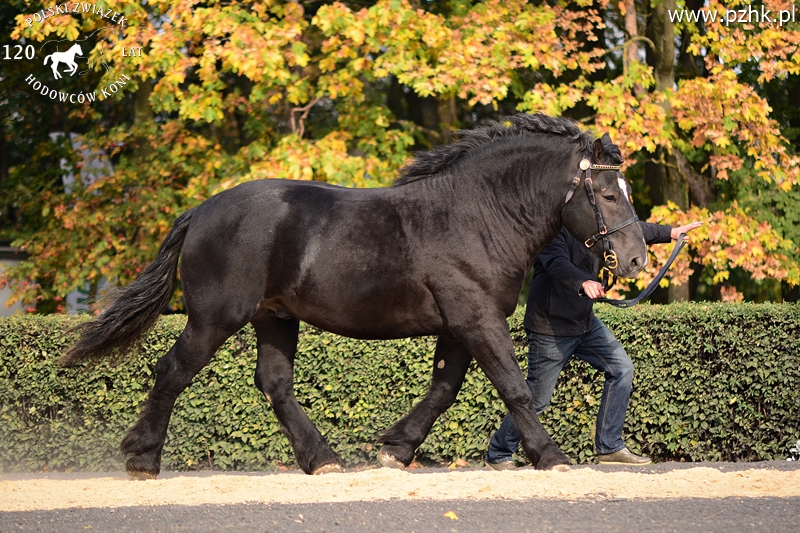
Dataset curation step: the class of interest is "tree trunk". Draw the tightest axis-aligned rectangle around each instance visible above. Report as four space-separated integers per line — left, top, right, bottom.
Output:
789 75 800 151
388 76 458 147
436 95 457 145
623 0 638 67
676 0 706 80
132 79 155 159
646 0 691 302
780 75 800 302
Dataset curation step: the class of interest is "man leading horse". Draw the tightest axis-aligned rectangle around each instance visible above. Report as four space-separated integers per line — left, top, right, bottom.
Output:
486 219 703 469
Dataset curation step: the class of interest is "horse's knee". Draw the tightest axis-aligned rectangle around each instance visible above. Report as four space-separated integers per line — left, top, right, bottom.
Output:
429 382 460 412
253 368 270 395
254 367 290 402
501 382 533 412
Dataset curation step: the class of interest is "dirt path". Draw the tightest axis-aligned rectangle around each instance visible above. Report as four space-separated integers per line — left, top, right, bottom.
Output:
3 463 799 512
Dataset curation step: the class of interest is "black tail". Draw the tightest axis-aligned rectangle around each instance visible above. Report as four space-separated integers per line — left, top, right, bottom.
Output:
61 209 196 366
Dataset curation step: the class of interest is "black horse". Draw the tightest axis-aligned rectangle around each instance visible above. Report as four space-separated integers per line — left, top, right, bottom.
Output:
63 114 647 479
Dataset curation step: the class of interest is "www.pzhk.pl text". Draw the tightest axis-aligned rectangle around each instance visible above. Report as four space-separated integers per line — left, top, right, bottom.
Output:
668 5 797 26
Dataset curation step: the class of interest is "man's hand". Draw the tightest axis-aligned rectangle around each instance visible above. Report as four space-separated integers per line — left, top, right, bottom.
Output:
581 280 606 299
671 221 703 240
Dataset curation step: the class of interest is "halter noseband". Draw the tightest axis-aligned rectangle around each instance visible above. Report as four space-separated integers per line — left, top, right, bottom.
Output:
562 158 640 291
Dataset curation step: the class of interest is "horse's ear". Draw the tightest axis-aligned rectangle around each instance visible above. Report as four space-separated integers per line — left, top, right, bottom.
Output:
592 137 605 163
592 133 614 163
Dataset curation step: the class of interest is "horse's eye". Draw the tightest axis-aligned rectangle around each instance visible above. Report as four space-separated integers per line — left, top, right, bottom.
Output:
603 195 616 202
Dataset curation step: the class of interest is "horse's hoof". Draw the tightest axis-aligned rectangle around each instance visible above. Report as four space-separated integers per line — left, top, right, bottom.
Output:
547 464 571 472
127 469 159 480
312 463 344 475
379 450 407 470
125 455 160 480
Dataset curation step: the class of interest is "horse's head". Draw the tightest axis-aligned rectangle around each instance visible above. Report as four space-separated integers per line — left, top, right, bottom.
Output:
561 133 647 279
70 44 83 55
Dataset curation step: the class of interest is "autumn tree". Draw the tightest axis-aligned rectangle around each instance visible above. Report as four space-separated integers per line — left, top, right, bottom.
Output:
529 0 800 301
1 0 798 311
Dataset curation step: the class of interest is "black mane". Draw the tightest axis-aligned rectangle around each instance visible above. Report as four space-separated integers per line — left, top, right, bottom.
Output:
394 113 596 186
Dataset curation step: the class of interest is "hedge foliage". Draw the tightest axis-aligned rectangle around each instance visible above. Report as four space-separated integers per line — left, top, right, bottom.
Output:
1 303 799 473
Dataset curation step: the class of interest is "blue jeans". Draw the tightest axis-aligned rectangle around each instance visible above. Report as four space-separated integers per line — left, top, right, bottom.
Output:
486 317 634 462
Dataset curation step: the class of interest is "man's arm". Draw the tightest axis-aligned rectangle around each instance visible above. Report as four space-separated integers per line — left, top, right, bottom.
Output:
538 230 592 295
639 221 672 245
639 220 704 244
542 222 704 300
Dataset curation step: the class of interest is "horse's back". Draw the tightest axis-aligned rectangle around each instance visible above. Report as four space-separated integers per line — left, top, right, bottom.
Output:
179 179 445 337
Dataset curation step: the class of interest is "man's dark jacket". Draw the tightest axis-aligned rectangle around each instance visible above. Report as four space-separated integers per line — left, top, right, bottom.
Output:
524 222 672 336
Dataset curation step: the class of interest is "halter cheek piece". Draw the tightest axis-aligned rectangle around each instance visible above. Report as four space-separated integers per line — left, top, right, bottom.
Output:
561 158 639 291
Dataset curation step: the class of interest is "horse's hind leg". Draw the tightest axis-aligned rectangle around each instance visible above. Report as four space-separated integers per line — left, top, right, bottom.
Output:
377 335 472 468
252 316 343 475
121 320 234 479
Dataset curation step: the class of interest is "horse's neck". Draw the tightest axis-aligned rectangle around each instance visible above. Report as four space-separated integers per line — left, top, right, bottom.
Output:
463 147 577 261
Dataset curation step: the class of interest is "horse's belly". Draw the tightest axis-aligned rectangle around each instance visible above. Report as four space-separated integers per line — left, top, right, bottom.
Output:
302 314 444 340
272 290 444 340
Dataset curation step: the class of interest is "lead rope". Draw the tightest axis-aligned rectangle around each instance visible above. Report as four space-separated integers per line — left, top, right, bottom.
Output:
597 233 687 308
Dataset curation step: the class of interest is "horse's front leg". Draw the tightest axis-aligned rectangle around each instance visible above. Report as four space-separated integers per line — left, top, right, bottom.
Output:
377 335 472 468
251 316 343 475
456 318 570 471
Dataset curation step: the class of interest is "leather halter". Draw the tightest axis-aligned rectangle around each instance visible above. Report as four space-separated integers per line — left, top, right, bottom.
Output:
561 158 639 291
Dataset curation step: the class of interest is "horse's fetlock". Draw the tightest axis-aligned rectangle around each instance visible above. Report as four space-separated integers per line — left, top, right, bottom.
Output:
121 423 164 457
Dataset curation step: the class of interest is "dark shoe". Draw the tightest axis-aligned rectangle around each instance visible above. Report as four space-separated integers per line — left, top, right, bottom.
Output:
485 459 517 471
597 447 651 465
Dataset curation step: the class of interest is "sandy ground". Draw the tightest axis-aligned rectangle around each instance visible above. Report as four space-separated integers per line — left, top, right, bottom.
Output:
3 464 799 512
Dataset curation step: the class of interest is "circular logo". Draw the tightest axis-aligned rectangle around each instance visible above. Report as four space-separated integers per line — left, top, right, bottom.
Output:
11 3 139 104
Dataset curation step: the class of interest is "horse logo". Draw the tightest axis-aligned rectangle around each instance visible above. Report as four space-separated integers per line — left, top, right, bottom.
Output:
43 43 83 80
20 11 137 104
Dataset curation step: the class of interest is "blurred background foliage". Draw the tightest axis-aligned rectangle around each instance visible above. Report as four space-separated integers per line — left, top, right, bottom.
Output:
1 0 800 312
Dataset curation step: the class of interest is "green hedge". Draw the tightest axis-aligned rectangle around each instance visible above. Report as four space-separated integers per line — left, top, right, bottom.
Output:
1 303 799 472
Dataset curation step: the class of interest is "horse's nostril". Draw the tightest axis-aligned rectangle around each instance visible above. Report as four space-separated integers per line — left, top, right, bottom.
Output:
633 255 649 270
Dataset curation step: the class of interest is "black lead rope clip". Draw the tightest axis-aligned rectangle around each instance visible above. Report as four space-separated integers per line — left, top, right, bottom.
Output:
597 233 687 308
